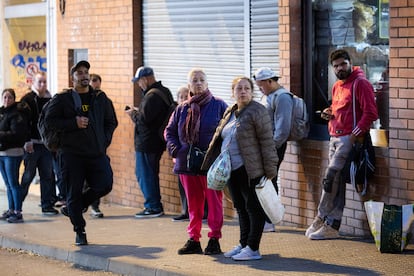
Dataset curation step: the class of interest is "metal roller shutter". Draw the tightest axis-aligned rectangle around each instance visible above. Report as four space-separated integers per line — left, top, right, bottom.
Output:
143 0 278 104
250 0 280 77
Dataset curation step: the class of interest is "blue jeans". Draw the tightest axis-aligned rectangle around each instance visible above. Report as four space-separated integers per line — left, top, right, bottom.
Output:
52 152 66 200
20 144 56 208
0 156 23 211
135 151 163 211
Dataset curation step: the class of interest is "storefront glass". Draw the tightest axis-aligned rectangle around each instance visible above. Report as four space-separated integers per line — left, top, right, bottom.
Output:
311 0 389 146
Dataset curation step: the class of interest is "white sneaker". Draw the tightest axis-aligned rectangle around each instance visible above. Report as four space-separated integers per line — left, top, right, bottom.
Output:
305 216 324 237
308 224 339 240
263 222 275 233
231 246 262 261
224 244 243 258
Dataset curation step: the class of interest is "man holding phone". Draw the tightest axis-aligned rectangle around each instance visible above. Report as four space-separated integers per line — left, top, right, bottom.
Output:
126 66 174 218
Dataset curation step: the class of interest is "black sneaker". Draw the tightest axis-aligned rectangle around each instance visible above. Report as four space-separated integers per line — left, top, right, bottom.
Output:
0 210 13 220
90 207 104 218
60 206 69 217
42 207 59 215
172 214 189 222
178 239 203 255
204 238 222 255
135 208 164 218
7 213 24 223
75 231 88 246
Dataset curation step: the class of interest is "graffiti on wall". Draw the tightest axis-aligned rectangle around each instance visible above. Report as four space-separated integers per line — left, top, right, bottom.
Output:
10 40 47 88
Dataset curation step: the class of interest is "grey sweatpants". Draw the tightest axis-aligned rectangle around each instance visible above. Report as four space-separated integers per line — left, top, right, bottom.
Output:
317 135 353 224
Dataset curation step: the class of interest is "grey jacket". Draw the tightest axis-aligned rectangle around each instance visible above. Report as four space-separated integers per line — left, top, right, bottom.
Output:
201 100 278 183
267 87 293 148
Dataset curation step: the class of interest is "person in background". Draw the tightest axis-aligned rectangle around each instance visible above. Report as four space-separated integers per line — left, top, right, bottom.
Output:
52 153 66 208
20 72 59 215
202 76 278 260
83 73 105 218
45 61 118 245
0 89 30 223
172 85 208 222
165 68 227 255
305 49 377 240
253 67 292 233
127 66 174 218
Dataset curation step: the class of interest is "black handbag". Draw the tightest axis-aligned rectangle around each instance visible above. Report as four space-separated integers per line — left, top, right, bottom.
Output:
349 133 376 195
186 144 206 174
346 78 376 195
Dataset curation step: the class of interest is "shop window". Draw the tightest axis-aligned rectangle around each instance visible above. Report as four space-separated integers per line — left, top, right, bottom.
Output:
307 0 389 147
68 49 88 87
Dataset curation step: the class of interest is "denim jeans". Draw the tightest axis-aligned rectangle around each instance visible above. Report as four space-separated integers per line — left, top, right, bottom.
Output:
21 144 56 208
52 152 66 200
135 151 163 211
0 156 23 211
61 152 113 232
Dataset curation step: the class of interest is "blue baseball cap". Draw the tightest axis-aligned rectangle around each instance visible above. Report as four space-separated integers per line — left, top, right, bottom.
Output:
132 66 154 82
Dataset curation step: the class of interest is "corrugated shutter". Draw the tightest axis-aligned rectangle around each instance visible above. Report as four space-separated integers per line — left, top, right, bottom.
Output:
143 0 279 104
250 0 279 76
143 0 245 103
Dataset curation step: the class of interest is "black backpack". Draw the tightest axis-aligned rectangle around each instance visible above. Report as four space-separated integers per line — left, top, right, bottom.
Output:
38 90 81 152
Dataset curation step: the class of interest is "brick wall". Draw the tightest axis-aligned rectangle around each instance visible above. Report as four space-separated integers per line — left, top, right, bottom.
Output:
55 0 235 217
56 0 142 210
55 1 414 236
278 1 414 237
388 0 414 203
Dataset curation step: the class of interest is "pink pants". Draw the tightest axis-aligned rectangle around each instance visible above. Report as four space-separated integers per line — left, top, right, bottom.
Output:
179 174 223 242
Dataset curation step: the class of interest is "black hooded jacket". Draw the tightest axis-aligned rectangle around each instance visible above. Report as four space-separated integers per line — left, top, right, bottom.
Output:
130 81 173 153
0 102 31 151
43 87 118 157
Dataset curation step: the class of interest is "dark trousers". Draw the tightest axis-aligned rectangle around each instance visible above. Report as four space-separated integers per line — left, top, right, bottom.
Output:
52 152 65 201
61 152 113 232
227 166 266 251
271 142 287 194
21 144 56 208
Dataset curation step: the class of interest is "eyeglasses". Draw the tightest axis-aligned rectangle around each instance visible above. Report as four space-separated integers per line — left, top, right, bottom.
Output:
92 78 99 82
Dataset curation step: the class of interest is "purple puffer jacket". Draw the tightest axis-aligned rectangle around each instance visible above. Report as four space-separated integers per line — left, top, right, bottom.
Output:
165 96 227 175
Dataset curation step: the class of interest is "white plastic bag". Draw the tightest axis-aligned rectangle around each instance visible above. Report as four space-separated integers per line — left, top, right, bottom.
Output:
365 201 414 253
255 176 285 224
207 150 231 190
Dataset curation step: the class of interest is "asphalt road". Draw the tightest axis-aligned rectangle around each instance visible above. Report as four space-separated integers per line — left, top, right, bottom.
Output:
0 247 120 276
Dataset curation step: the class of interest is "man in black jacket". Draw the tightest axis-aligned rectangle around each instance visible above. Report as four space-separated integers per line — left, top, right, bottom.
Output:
127 66 173 218
43 61 118 245
20 72 59 215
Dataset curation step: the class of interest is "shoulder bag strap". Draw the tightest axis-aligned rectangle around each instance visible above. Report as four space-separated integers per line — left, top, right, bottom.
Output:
352 77 363 128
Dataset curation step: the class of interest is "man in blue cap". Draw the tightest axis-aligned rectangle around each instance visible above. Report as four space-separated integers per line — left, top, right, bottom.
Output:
127 66 174 218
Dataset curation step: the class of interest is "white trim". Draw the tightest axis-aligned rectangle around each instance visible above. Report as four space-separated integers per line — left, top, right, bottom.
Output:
4 3 47 19
244 0 251 76
46 1 57 94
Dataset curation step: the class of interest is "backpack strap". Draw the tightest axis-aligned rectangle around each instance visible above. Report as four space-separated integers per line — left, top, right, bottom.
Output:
351 77 363 128
150 88 173 106
269 87 291 111
71 90 82 112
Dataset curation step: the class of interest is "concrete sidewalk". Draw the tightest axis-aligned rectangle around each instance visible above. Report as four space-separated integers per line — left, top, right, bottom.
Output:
0 188 413 276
